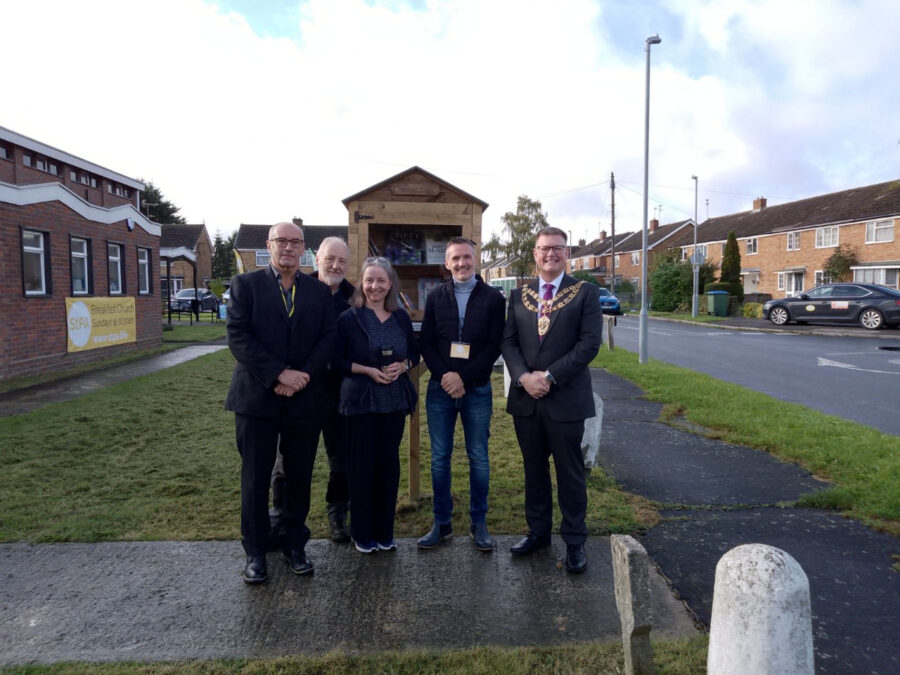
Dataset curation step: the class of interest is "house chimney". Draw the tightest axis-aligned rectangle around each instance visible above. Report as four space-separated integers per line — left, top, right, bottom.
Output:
650 218 659 232
752 197 767 211
599 230 607 241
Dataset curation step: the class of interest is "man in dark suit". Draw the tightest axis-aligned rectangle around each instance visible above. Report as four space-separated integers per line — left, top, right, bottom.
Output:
226 221 335 584
501 226 603 573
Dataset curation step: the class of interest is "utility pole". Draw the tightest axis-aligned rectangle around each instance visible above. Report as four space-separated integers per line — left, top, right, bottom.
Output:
691 175 699 317
610 172 616 292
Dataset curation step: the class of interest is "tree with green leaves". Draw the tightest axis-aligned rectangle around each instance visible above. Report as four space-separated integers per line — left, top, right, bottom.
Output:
720 231 741 285
212 230 237 280
139 180 186 224
497 195 550 282
572 270 600 286
650 248 718 312
822 243 858 282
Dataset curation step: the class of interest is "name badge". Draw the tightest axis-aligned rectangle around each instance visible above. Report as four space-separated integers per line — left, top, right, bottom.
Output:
450 342 471 359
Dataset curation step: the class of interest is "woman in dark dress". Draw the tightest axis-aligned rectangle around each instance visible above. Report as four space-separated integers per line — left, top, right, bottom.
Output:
333 257 420 553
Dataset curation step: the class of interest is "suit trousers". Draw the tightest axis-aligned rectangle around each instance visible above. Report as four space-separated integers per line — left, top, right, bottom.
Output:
235 412 320 556
512 403 588 546
345 411 405 545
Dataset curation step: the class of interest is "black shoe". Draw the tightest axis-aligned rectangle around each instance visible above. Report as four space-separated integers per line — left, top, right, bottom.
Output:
417 522 453 549
281 549 314 576
470 522 495 552
565 544 587 573
242 555 268 584
328 509 351 544
510 532 551 556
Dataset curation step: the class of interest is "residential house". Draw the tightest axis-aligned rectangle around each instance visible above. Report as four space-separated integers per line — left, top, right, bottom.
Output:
605 219 695 291
159 223 213 297
0 125 159 380
673 181 900 298
233 220 348 275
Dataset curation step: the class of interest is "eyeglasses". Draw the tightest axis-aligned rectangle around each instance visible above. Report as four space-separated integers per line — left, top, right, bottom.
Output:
535 245 566 254
363 256 391 266
269 238 304 249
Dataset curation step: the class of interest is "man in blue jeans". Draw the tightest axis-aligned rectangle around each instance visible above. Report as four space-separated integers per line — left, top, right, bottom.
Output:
417 237 505 551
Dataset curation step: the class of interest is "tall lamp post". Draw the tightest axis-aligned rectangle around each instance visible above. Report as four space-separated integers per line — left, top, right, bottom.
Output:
691 174 699 317
639 34 661 364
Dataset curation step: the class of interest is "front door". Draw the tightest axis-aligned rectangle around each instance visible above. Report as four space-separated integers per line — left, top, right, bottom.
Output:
785 272 804 297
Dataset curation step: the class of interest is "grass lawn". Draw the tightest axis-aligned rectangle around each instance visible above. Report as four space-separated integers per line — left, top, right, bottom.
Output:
592 347 900 533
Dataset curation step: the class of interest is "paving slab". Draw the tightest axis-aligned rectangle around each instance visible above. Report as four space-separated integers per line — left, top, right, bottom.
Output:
0 537 698 666
641 508 900 674
597 420 829 505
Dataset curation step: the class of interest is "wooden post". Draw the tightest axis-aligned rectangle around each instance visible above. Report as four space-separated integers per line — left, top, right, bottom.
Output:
407 362 422 500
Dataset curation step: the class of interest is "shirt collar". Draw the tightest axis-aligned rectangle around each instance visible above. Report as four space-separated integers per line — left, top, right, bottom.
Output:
539 272 565 292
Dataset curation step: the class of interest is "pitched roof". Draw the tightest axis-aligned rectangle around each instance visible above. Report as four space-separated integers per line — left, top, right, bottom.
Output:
234 224 348 251
695 179 900 244
159 224 206 249
342 165 489 210
615 220 694 253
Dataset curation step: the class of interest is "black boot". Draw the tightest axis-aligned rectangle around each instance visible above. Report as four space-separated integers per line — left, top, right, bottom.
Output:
327 503 350 543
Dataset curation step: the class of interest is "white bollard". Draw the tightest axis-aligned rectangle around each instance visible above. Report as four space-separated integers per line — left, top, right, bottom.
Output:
707 544 814 675
581 393 603 468
611 535 655 675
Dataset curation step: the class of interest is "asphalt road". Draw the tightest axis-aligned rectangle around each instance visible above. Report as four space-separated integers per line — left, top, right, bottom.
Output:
609 315 900 437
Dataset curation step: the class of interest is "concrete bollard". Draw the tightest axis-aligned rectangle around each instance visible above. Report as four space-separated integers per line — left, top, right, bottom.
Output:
581 393 603 468
605 314 616 350
708 544 814 675
611 534 655 675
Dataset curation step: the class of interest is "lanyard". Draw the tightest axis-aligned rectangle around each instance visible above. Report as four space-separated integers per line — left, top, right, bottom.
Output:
280 283 296 317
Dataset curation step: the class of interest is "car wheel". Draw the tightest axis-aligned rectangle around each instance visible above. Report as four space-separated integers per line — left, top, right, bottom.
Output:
769 306 789 326
859 309 884 330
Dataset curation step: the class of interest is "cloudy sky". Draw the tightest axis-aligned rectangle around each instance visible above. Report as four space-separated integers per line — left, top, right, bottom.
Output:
4 0 899 245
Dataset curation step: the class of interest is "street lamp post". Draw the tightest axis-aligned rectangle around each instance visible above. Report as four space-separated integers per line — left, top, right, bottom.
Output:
639 34 661 365
691 174 699 317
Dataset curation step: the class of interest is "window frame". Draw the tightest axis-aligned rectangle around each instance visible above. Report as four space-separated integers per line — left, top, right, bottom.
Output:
786 232 801 251
137 247 151 295
745 237 758 255
107 242 125 295
22 228 51 296
255 250 271 267
815 226 839 248
865 219 893 244
630 251 640 266
70 236 92 296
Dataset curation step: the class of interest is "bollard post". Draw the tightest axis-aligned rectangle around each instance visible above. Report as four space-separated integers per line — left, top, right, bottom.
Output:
708 544 814 674
611 535 655 674
605 314 616 350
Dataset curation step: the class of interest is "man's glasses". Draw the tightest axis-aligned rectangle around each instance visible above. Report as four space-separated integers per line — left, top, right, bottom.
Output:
269 238 304 249
535 245 566 254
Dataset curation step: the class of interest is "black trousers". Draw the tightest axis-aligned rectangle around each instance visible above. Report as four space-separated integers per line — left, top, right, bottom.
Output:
235 413 320 556
345 411 405 545
322 404 350 508
512 404 587 546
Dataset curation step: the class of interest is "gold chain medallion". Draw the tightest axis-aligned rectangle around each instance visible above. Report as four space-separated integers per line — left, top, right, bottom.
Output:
522 282 584 336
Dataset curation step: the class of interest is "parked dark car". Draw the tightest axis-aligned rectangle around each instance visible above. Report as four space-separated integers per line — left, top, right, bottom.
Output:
762 283 900 330
597 287 622 315
171 288 218 312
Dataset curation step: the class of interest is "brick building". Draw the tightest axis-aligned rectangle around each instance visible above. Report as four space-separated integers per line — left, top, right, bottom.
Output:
672 181 900 298
233 220 347 275
159 223 213 297
0 125 160 380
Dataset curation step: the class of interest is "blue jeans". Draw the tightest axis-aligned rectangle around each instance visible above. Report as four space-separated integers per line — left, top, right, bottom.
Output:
426 379 493 525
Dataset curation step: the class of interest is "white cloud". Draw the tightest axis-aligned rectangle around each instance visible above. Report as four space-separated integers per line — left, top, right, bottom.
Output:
3 0 898 245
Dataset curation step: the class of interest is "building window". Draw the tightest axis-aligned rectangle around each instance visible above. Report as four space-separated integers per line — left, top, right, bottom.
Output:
300 249 315 266
696 244 707 258
71 237 91 295
0 143 9 160
108 243 124 295
23 153 32 167
137 248 151 294
854 267 899 288
745 237 758 255
23 229 50 296
255 251 270 267
865 219 893 244
630 251 640 265
787 232 801 251
814 270 827 286
815 226 839 248
615 254 620 267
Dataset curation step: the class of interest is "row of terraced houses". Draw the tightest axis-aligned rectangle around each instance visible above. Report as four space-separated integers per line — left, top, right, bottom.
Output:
484 183 900 299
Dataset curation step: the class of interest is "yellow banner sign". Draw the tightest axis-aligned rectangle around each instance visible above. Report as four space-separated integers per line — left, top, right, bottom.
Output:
65 297 137 352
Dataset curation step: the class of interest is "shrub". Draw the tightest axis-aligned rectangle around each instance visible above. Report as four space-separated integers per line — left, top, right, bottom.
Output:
742 302 763 318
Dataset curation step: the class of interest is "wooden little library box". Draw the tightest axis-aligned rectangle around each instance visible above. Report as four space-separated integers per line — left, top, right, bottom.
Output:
342 166 488 321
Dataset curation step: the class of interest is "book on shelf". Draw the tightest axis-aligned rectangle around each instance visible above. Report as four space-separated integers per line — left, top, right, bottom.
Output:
383 229 424 265
417 277 442 310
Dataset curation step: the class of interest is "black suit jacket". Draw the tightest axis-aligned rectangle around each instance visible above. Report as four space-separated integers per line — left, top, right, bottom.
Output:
225 268 336 418
501 274 603 421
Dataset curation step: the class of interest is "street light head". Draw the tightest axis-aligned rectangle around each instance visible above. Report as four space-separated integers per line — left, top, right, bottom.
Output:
646 34 661 45
691 175 698 180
